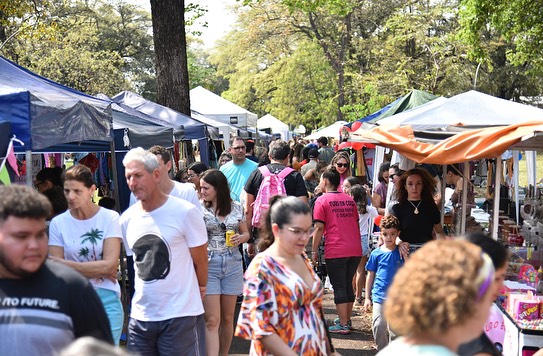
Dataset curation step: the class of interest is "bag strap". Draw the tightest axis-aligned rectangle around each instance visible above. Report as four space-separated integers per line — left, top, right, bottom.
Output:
278 167 294 179
258 165 272 177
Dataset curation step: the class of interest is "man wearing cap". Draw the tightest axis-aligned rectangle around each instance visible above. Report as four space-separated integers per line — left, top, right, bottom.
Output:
301 148 320 177
317 136 335 164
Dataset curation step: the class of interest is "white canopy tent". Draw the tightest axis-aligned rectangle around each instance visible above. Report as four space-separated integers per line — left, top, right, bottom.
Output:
305 120 348 141
353 90 543 237
257 114 290 140
377 90 543 130
189 86 257 129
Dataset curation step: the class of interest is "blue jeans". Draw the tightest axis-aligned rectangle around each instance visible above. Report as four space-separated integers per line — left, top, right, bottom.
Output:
128 314 205 356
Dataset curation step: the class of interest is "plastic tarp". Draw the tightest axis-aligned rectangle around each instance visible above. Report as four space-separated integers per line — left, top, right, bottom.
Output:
368 90 439 124
112 91 207 140
351 121 543 164
377 90 543 130
0 56 112 151
189 86 258 128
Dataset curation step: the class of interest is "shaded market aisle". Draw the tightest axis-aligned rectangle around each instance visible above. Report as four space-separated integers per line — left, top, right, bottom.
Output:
229 291 378 355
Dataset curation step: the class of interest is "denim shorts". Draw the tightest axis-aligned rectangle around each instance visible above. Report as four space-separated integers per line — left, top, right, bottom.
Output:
361 234 370 257
207 249 244 295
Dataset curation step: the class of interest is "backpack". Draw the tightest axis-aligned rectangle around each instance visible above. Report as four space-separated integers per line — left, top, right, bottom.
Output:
251 165 294 228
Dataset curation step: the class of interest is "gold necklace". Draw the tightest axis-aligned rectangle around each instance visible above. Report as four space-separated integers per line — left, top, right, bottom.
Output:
408 200 422 214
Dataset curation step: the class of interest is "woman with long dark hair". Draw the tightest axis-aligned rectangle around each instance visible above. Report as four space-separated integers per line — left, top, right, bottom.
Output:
200 169 250 355
236 196 330 355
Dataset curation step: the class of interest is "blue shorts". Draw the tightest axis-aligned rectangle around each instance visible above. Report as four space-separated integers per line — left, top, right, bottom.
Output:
207 249 244 295
95 288 124 345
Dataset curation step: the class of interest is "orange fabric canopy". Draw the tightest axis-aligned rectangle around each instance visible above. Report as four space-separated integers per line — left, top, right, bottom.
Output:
350 121 543 164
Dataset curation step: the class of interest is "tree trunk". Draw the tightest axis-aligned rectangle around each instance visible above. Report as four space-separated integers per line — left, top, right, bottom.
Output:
149 0 190 115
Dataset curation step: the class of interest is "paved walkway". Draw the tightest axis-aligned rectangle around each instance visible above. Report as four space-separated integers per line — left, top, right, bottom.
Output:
229 290 378 355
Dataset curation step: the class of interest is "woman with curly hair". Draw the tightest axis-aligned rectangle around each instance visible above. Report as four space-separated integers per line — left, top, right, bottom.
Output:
378 239 496 355
391 167 445 257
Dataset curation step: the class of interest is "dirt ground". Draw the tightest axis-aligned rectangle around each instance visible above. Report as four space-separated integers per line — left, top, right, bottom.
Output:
229 290 378 355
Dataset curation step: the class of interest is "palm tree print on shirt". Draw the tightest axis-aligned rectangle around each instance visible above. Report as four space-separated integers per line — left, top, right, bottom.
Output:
79 228 103 261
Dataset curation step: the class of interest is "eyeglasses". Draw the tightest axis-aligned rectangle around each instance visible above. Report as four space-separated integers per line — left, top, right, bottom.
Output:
336 163 349 168
286 226 316 237
389 174 397 180
231 146 246 151
188 173 198 179
34 181 44 189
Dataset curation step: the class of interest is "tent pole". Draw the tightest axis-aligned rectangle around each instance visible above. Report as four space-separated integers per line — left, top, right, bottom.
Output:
109 140 121 213
441 165 447 229
25 150 32 186
461 161 469 235
491 157 502 240
513 150 519 225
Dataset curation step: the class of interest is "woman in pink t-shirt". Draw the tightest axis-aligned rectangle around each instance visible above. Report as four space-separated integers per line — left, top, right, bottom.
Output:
312 167 362 335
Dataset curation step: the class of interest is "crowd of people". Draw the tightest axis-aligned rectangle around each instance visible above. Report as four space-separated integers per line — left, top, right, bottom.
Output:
0 135 528 356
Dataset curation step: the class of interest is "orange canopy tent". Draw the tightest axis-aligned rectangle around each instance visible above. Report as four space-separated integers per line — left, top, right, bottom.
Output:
350 121 543 164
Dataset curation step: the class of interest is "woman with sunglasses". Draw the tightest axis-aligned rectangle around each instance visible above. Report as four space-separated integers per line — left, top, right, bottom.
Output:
331 151 352 190
199 169 250 356
236 196 331 355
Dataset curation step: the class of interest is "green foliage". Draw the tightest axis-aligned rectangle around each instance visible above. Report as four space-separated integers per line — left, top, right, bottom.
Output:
459 0 543 73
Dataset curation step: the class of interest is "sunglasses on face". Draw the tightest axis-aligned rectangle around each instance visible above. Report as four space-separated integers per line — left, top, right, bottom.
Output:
336 163 348 168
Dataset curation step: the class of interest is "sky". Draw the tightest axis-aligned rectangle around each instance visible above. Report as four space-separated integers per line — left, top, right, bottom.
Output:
193 0 238 48
131 0 238 49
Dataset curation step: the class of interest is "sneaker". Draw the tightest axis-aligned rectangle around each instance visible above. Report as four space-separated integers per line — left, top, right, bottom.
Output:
353 297 364 307
333 318 352 329
329 323 351 335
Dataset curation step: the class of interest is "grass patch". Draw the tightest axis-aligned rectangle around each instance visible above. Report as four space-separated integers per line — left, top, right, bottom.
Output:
518 151 543 188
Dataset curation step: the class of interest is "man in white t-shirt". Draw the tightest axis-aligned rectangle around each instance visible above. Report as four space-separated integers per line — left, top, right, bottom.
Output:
120 147 208 355
125 145 203 301
129 145 201 211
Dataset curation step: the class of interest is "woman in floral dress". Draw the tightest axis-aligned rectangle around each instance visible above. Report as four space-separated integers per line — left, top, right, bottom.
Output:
235 196 330 355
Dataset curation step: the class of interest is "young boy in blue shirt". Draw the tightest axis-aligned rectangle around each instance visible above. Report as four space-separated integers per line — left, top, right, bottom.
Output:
364 215 403 350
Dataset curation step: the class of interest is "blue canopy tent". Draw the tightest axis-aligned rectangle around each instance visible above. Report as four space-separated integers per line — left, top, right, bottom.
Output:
0 57 112 153
0 56 175 212
112 91 212 166
0 56 113 187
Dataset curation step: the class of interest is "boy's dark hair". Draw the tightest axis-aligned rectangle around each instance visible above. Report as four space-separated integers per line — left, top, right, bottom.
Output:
35 166 63 187
42 186 68 217
0 185 51 223
149 145 171 164
380 215 400 230
464 232 509 269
